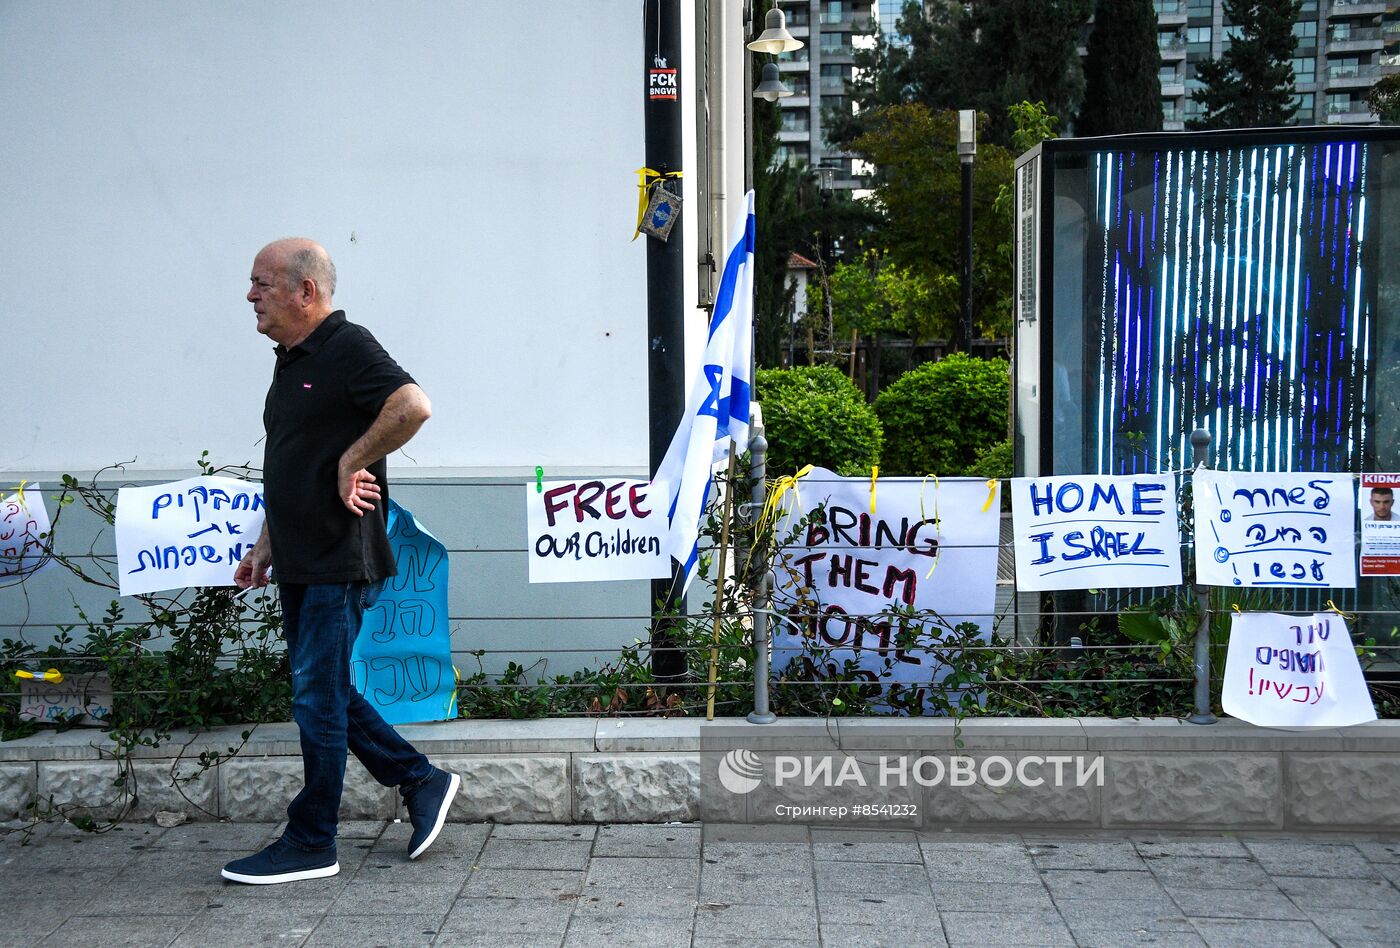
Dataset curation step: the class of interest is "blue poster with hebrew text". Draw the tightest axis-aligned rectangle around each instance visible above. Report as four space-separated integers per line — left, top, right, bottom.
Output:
352 500 457 724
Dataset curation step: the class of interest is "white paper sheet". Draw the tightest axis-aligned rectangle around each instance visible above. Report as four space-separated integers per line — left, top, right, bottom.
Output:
1222 611 1376 728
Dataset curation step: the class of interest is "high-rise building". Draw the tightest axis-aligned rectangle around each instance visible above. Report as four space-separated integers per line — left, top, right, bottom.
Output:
875 0 921 47
772 0 875 188
1153 0 1400 129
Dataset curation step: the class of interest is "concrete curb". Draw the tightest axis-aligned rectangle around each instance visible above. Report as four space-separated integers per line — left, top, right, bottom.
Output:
3 717 1398 831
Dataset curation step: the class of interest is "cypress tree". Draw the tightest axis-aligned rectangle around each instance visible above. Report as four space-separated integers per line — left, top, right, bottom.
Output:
1188 0 1302 129
1078 0 1164 136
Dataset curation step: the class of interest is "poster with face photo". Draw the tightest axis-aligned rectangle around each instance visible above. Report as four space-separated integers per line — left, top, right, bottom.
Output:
1360 474 1400 577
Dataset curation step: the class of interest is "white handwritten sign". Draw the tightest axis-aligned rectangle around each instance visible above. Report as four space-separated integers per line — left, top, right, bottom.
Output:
115 475 265 596
1222 612 1376 728
1011 474 1180 591
1192 470 1356 589
526 478 670 583
770 469 1000 702
19 672 113 726
0 483 54 579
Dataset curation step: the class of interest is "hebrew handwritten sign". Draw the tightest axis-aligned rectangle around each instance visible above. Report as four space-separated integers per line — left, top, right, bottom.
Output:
351 500 456 725
0 483 54 579
1010 474 1180 591
115 476 265 596
1192 470 1356 589
526 478 670 583
770 468 1000 704
1222 612 1376 728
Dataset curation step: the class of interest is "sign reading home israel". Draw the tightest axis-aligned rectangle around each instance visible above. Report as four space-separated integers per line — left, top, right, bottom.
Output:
1010 473 1181 591
1193 470 1356 589
525 478 670 583
115 476 265 596
769 469 999 701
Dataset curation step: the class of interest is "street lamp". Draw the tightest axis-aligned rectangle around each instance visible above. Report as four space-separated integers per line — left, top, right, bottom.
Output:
752 63 794 101
957 109 976 352
747 6 803 54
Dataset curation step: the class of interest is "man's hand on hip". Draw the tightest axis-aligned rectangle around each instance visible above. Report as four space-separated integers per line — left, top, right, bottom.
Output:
339 465 382 517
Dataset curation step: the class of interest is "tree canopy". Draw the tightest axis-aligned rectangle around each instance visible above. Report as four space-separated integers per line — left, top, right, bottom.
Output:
1187 0 1301 130
1078 0 1164 136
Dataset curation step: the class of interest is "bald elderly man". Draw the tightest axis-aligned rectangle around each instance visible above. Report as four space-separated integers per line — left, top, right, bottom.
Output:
222 239 459 884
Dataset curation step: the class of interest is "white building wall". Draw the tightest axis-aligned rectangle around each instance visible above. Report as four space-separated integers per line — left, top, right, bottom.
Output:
1 1 666 475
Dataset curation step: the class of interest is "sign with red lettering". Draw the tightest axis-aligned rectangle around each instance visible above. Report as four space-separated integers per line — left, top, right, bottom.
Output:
1222 611 1376 728
1359 472 1400 576
526 478 670 583
769 468 1000 702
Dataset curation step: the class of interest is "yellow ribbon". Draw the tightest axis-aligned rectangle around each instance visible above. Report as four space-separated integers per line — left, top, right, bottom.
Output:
981 478 998 513
633 167 683 241
14 667 63 684
758 465 814 538
9 480 28 511
869 466 879 515
919 474 942 579
1325 599 1355 622
1231 603 1242 615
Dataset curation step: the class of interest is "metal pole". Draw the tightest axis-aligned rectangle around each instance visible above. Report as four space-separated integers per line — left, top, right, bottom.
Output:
960 156 974 351
645 0 687 682
1188 428 1218 725
745 432 776 724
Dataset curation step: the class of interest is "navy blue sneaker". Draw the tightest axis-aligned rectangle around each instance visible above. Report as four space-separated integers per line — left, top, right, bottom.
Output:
221 838 339 885
405 768 460 860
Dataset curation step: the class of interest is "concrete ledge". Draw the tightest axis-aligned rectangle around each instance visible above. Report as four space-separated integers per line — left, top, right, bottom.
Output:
2 717 1397 830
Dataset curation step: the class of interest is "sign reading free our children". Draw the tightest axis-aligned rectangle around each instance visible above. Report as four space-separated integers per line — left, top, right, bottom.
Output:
525 478 670 583
115 475 265 596
1010 474 1181 591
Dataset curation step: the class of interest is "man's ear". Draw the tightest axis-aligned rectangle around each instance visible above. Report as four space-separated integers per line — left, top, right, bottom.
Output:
299 279 318 305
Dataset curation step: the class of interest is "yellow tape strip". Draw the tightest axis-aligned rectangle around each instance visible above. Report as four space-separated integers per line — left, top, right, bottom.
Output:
869 466 879 515
922 475 941 580
1325 599 1355 622
758 464 814 538
981 478 997 513
14 667 63 684
633 167 683 241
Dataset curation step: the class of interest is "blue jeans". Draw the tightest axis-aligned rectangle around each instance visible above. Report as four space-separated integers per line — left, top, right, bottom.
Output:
279 581 434 852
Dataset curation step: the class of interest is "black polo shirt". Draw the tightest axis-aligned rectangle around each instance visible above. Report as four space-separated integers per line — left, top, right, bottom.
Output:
262 311 414 584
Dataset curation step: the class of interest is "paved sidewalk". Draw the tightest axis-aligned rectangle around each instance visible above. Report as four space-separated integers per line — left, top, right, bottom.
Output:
3 820 1400 947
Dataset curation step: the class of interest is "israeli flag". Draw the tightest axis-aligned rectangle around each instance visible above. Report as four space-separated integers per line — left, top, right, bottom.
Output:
654 190 755 592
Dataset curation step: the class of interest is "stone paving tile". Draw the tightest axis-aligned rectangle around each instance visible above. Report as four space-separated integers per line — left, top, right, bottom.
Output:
1353 839 1400 864
570 885 699 920
562 915 694 948
920 843 1042 883
811 828 923 863
433 933 564 948
1241 839 1378 878
813 859 933 895
584 855 699 890
702 822 810 844
818 923 948 947
1305 906 1400 945
1186 917 1333 947
487 823 595 842
699 865 816 905
1039 868 1168 901
1274 873 1400 910
1166 886 1306 920
144 821 279 851
476 838 592 871
373 822 491 859
329 880 464 916
38 914 192 947
1051 896 1195 934
171 903 323 947
929 879 1053 912
690 939 811 947
1132 835 1251 860
815 891 940 928
1025 837 1148 870
1072 933 1206 947
458 868 584 900
939 908 1075 947
1142 854 1277 890
304 914 442 947
438 895 575 934
693 901 819 941
592 823 700 858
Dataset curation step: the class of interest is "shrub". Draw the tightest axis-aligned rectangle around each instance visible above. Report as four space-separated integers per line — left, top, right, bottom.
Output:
755 366 882 477
873 354 1010 475
966 439 1013 481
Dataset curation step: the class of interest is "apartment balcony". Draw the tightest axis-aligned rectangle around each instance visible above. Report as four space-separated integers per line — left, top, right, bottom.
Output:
1159 39 1187 60
1154 0 1188 25
1327 27 1385 52
1164 119 1186 131
1326 109 1379 124
1162 81 1186 97
778 128 812 143
1330 0 1387 17
1324 68 1379 88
